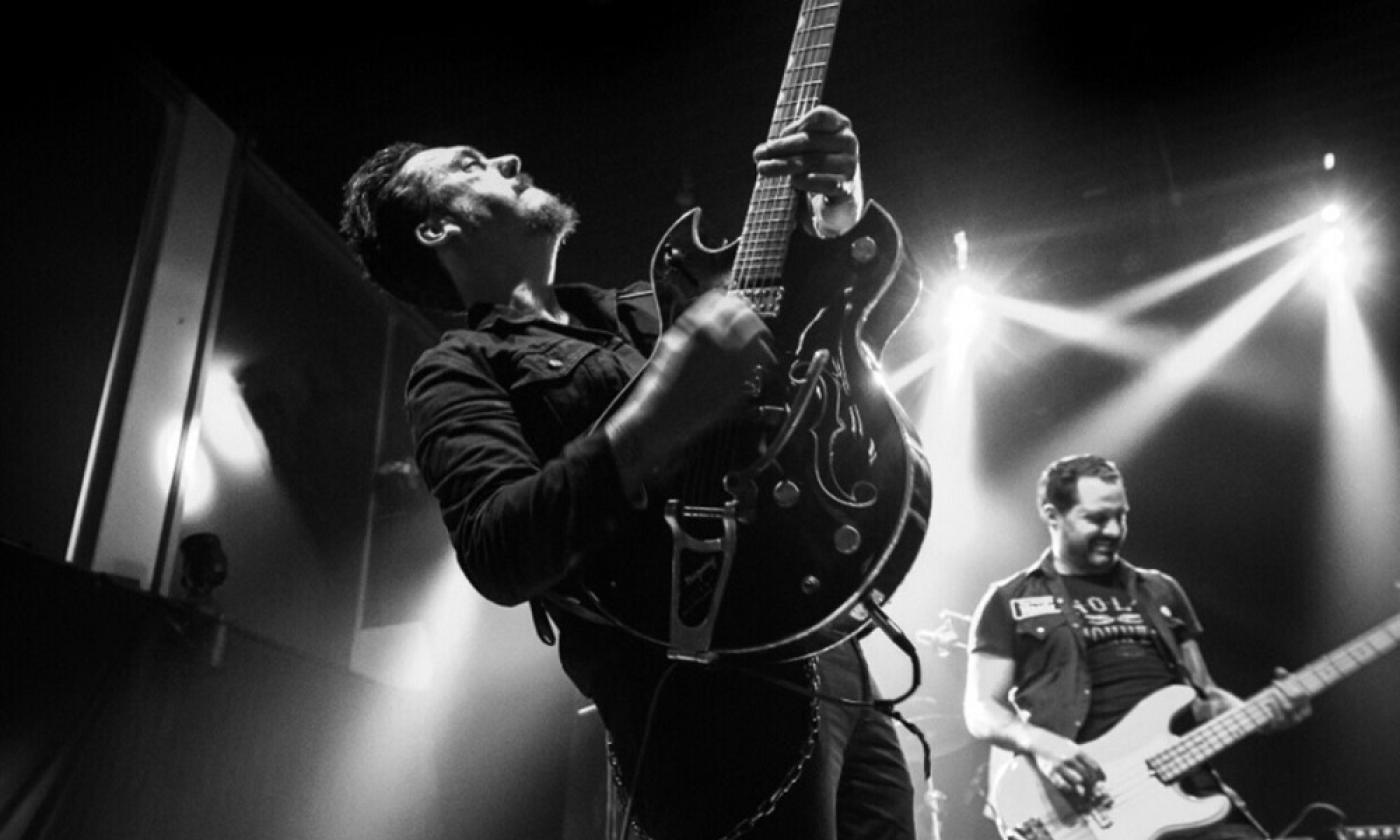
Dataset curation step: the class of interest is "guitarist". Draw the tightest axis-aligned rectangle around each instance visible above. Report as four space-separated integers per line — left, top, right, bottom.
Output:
962 454 1310 839
340 105 916 840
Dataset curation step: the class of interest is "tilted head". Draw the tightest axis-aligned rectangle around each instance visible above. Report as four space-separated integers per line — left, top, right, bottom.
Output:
339 142 577 311
340 141 462 311
1036 454 1129 573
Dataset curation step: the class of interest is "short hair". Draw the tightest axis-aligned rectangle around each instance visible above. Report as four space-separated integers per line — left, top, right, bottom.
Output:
339 141 465 312
1037 454 1122 513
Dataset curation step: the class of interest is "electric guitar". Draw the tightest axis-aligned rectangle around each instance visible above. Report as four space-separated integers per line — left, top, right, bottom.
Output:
987 610 1400 840
577 0 931 663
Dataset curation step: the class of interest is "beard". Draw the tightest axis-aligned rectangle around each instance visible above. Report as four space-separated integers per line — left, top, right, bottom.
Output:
523 189 580 241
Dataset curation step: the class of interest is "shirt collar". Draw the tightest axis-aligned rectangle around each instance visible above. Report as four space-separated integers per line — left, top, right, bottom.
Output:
464 283 622 333
1031 547 1135 584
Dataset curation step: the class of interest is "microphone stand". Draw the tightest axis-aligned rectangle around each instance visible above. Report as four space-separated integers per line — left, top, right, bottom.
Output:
913 610 970 840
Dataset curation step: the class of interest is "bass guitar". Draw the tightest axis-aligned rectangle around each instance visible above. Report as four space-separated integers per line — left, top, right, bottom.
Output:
578 0 931 663
987 610 1400 840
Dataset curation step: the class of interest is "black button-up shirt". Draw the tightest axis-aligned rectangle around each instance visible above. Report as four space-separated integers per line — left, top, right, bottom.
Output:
406 281 667 694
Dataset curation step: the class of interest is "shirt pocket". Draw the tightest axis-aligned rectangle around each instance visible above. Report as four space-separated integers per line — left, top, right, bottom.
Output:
512 339 599 389
1013 609 1073 682
508 340 614 456
1014 609 1070 643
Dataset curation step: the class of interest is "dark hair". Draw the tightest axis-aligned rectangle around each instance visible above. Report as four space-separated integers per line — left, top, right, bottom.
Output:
339 141 465 311
1037 454 1122 513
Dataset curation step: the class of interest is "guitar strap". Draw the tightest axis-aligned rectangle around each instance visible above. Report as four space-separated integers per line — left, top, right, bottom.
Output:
529 598 557 646
1044 558 1203 695
1123 565 1205 696
530 590 621 647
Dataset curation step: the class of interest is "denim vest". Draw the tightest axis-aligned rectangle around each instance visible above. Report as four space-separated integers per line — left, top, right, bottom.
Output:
983 551 1198 739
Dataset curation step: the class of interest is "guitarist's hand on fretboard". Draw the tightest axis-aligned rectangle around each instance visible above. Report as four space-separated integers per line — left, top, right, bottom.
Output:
1190 685 1243 723
1191 670 1312 733
752 104 860 194
1258 666 1314 732
753 105 865 238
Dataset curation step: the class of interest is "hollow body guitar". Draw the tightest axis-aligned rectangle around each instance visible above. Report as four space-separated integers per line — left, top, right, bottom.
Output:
578 0 931 663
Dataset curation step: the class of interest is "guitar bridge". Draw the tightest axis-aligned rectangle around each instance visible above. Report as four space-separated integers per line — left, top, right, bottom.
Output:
663 499 739 663
732 285 784 317
1011 818 1052 840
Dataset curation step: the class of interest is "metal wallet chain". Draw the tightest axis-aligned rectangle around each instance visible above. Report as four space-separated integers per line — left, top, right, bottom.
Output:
606 657 823 840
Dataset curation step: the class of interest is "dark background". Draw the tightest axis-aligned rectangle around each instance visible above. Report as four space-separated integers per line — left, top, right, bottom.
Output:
144 1 1400 294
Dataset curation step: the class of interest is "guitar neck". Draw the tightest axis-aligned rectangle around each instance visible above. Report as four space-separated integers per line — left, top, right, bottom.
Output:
733 0 843 296
1149 611 1400 783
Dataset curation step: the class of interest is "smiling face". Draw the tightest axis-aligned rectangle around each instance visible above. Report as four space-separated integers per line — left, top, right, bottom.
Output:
1046 475 1129 574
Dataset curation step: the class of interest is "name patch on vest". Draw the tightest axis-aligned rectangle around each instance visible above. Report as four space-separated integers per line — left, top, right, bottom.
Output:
1010 595 1059 620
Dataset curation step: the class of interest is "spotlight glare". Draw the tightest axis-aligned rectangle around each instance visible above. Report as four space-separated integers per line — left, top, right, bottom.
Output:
1307 208 1369 293
156 415 215 517
201 362 268 472
1323 152 1336 171
945 283 983 333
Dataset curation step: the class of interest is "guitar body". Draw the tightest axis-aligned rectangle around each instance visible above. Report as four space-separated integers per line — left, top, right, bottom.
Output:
989 685 1230 840
579 201 931 662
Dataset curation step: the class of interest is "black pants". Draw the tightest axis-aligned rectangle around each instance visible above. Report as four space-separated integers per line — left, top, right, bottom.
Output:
604 640 916 840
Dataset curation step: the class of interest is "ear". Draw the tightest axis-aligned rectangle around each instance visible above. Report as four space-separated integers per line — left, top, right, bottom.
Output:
1039 503 1059 526
415 216 462 248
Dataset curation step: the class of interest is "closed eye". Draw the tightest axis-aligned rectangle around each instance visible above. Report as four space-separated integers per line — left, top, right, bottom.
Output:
453 148 487 171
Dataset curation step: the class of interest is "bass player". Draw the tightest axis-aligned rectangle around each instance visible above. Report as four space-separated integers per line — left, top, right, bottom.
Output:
963 453 1311 840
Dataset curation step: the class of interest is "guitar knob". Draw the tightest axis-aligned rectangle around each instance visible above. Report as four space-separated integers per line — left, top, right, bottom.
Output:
800 575 821 595
742 366 764 396
833 525 862 555
772 480 801 508
849 236 878 265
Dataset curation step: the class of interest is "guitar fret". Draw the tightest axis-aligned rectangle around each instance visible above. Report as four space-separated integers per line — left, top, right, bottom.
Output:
738 251 788 264
1148 612 1400 784
733 0 844 300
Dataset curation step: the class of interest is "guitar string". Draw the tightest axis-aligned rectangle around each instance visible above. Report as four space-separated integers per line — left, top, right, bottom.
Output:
1028 625 1400 837
1006 576 1399 833
687 1 834 507
673 0 836 627
672 0 850 650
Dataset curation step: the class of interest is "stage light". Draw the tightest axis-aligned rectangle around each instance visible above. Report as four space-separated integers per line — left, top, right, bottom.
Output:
1323 152 1336 171
1305 202 1371 295
200 360 269 473
986 295 1170 363
1025 253 1310 466
156 414 215 518
945 282 984 339
1098 218 1311 321
1319 247 1400 616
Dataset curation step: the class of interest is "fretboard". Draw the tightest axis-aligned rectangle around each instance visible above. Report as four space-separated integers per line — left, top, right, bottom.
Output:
731 0 843 312
1148 610 1400 782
